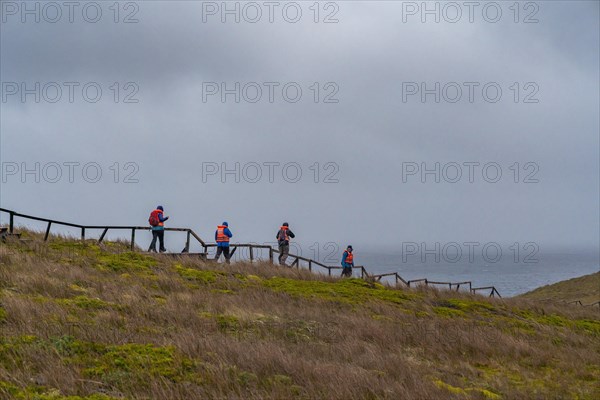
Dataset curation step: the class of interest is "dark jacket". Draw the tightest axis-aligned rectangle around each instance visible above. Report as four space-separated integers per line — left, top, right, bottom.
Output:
276 228 295 245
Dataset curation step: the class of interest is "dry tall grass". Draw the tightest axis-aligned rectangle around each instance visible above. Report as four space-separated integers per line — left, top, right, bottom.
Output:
0 232 598 399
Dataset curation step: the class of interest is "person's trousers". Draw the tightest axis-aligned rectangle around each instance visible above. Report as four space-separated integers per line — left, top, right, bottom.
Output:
215 246 231 263
149 230 165 252
278 243 289 265
341 266 352 277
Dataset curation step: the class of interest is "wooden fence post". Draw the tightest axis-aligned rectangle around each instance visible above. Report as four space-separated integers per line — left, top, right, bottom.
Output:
99 228 108 243
9 212 14 233
130 228 136 251
81 227 85 242
44 221 52 241
269 247 273 263
308 260 312 272
249 246 254 262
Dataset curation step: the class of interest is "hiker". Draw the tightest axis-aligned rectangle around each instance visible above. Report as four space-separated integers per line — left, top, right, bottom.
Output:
148 206 169 253
215 222 233 264
276 222 295 266
341 245 354 277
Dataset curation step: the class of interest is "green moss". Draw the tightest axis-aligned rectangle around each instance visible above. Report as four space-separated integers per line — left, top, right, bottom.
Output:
236 370 258 387
431 298 498 318
48 241 98 257
444 298 496 312
515 309 600 336
0 306 6 322
434 379 502 399
475 388 502 399
0 380 18 395
538 314 570 327
175 265 223 284
43 240 157 276
433 379 467 395
573 319 600 336
215 314 241 332
262 277 417 305
96 251 157 273
1 335 198 387
72 341 198 385
432 306 466 318
371 314 393 321
68 284 88 293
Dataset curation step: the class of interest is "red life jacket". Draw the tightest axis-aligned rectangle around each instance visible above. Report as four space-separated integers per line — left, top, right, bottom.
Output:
345 250 354 264
216 226 230 242
150 209 164 227
278 226 289 242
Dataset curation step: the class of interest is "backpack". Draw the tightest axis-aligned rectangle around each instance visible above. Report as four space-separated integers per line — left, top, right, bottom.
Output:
278 229 288 244
149 211 160 227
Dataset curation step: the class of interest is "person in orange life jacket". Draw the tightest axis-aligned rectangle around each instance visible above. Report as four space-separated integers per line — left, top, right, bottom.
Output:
276 222 295 266
214 222 233 264
341 245 354 277
148 206 169 253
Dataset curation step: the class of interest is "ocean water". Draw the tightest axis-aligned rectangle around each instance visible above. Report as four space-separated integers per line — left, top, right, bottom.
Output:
349 251 599 297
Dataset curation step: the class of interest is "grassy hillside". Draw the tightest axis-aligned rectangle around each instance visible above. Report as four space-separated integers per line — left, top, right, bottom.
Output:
1 232 599 399
519 272 600 305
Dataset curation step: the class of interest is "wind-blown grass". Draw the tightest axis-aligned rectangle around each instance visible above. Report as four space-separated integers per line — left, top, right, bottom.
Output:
0 232 598 399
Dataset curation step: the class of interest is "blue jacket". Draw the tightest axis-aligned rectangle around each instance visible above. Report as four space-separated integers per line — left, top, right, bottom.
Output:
341 251 354 268
215 227 233 247
152 211 168 231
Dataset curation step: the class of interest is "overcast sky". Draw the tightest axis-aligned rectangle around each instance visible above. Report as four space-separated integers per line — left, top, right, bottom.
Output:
1 1 598 254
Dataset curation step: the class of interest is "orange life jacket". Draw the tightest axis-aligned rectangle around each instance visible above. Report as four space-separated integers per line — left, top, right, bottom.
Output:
216 226 230 242
345 250 354 264
278 226 289 242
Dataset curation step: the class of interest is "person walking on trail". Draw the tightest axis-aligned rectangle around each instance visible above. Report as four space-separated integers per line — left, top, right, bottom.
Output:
148 206 169 253
276 222 295 266
341 245 354 277
215 222 233 264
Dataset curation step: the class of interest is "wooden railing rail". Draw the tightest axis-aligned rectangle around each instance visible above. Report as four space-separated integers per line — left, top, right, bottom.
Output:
471 286 502 298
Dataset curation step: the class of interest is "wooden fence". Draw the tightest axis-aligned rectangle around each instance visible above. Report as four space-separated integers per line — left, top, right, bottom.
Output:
538 298 600 308
0 207 501 298
368 271 501 297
